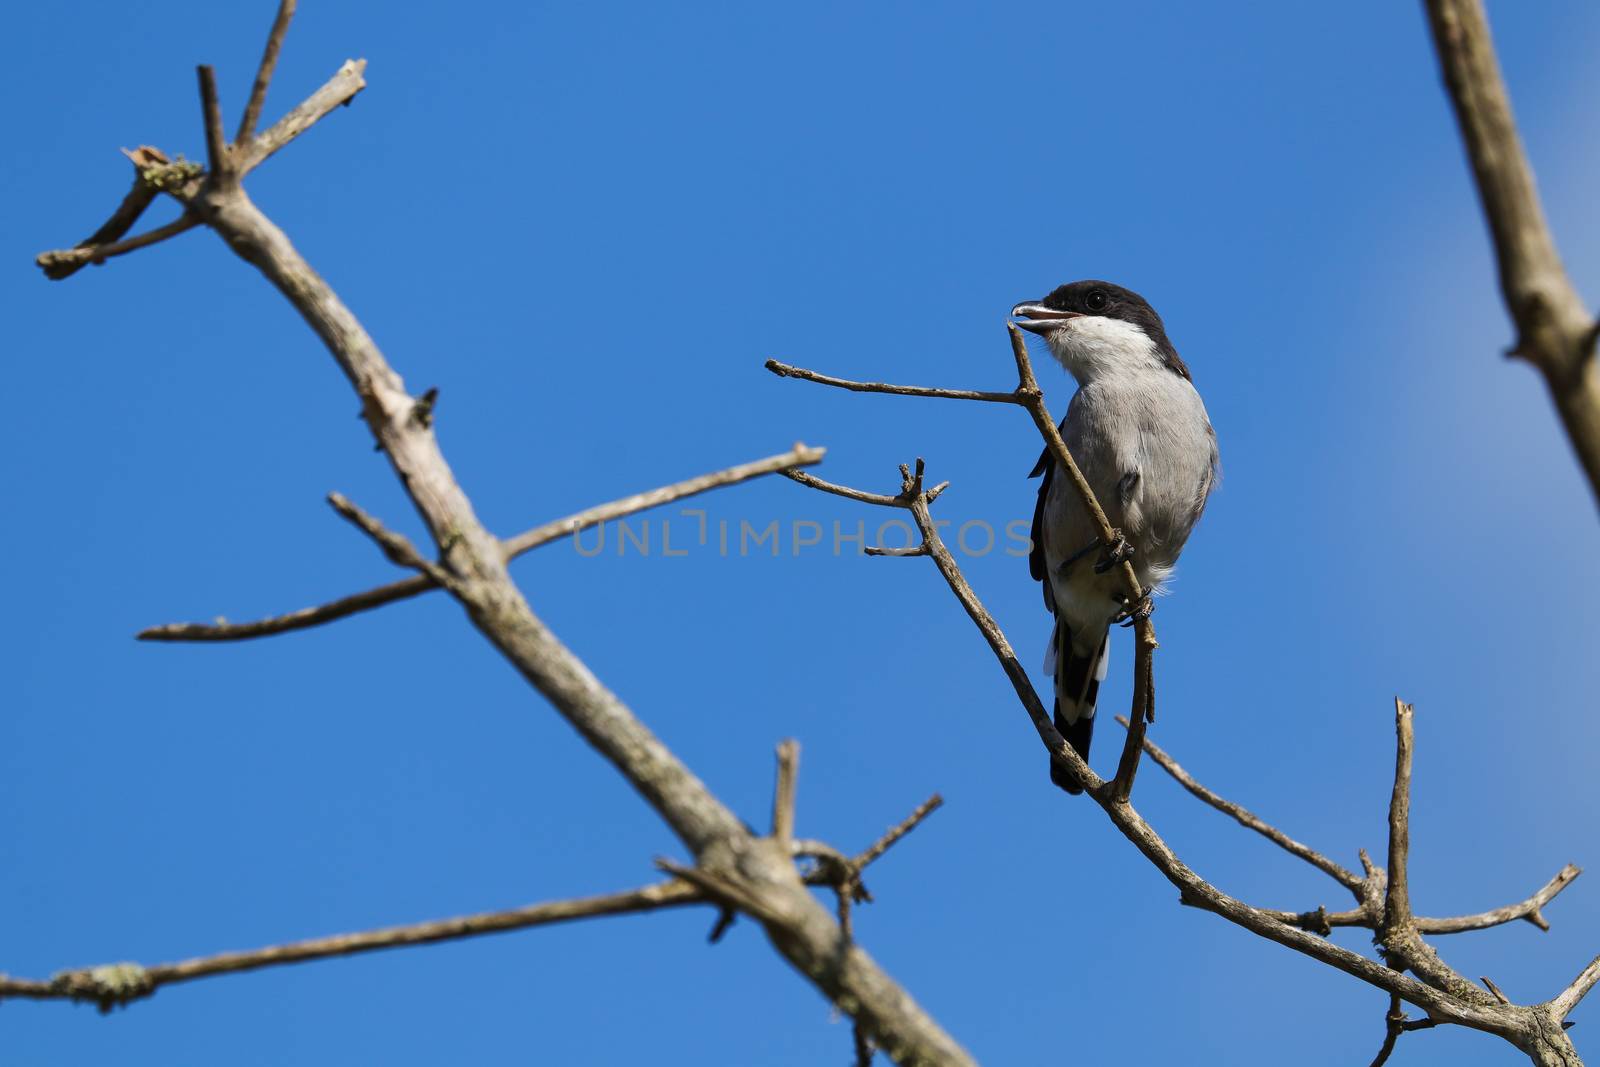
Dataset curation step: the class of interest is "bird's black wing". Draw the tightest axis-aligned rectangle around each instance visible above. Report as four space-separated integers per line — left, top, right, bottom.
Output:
1028 439 1055 613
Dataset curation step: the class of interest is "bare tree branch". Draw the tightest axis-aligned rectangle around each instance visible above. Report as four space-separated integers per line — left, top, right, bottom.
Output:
779 468 904 508
765 358 1020 403
0 879 704 1012
1419 867 1583 935
1552 956 1600 1022
238 58 367 175
1118 714 1581 936
1384 698 1417 934
1423 0 1600 508
783 461 1589 1056
1112 714 1363 890
854 794 943 870
35 214 200 280
137 443 824 642
4 735 937 1026
31 23 968 1060
196 65 232 182
1369 991 1440 1067
325 491 452 586
36 61 367 282
32 155 190 281
772 740 799 847
237 0 297 143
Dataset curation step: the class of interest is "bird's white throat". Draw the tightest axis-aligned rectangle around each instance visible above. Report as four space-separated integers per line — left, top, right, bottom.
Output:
1044 316 1164 385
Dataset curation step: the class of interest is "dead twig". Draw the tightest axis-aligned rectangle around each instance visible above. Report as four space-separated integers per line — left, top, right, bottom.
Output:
138 444 824 642
0 879 704 1012
236 0 297 143
1113 714 1363 890
772 740 799 847
36 215 200 280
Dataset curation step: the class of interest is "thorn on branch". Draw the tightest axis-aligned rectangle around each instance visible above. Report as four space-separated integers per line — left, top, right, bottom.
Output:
707 908 737 944
410 387 439 428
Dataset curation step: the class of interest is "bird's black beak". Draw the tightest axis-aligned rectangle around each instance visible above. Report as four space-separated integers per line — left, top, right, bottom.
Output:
1010 302 1080 336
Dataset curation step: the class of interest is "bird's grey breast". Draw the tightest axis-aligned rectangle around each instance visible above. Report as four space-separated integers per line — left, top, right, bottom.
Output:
1047 371 1217 582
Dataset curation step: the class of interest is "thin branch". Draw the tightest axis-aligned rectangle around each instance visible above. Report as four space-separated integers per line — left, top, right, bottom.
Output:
196 65 232 181
1107 643 1154 802
138 444 824 642
903 489 1100 795
1004 324 1150 633
1370 995 1404 1067
1424 0 1600 507
772 740 799 846
864 544 929 557
237 0 297 143
1552 955 1600 1020
853 794 943 869
1418 865 1581 935
238 58 368 175
36 214 200 280
501 444 824 558
779 468 904 509
1370 992 1440 1067
1159 761 1576 935
34 167 161 280
1384 698 1417 933
1113 714 1364 891
764 359 1020 404
138 574 428 643
37 58 364 286
325 491 448 585
0 879 704 1010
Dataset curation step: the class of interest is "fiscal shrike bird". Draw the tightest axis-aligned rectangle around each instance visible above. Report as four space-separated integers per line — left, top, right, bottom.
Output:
1011 281 1218 794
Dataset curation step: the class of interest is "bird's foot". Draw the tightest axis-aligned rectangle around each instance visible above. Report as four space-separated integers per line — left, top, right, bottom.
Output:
1093 530 1135 574
1113 587 1155 627
1058 530 1136 577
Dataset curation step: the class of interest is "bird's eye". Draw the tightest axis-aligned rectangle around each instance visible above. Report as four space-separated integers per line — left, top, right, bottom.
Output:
1085 289 1109 312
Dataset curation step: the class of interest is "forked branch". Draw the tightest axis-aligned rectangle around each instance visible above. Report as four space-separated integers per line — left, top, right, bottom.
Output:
783 452 1592 1061
32 12 970 1063
139 444 823 642
1118 714 1581 937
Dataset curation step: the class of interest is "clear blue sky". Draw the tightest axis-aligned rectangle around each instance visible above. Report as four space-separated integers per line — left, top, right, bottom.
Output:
5 2 1598 1064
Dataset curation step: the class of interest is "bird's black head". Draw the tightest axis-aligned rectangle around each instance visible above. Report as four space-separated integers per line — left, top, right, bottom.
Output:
1011 280 1191 381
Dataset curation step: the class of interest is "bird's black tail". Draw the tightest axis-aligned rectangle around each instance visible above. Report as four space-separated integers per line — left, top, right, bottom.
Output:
1048 625 1107 794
